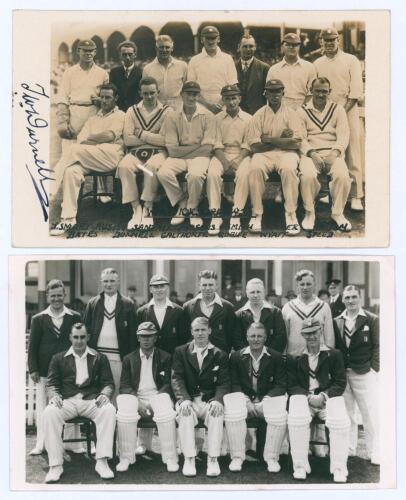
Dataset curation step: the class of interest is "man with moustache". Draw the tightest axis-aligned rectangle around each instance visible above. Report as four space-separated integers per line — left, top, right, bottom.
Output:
157 81 216 228
27 279 81 455
267 33 316 110
84 267 137 401
206 84 252 236
109 41 142 112
171 317 230 477
236 35 270 115
236 278 287 353
183 269 243 354
135 274 189 354
143 35 188 110
187 26 238 115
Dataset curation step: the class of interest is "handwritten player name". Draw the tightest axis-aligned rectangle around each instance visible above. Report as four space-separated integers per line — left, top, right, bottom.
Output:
19 83 53 222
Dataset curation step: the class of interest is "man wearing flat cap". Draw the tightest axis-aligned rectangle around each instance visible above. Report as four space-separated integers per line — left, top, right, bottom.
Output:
246 78 302 235
267 33 317 110
287 318 350 483
116 321 179 473
136 274 189 354
157 81 216 228
187 25 238 115
326 279 345 318
53 39 109 196
206 84 253 236
314 28 364 212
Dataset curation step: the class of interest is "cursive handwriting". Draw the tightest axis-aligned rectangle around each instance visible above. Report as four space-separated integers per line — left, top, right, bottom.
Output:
19 82 53 221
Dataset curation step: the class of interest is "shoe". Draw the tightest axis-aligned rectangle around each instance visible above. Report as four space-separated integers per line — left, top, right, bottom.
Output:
135 445 147 455
116 459 132 472
141 206 154 229
319 195 329 204
98 195 112 204
170 205 186 226
333 468 348 483
229 458 243 472
190 216 204 228
95 459 114 479
208 218 222 236
127 205 143 230
166 459 180 472
285 212 300 236
207 457 221 477
29 447 44 456
351 198 364 211
293 466 307 480
301 211 315 231
331 214 352 232
182 457 196 477
45 465 63 483
249 215 262 233
50 218 76 236
229 217 241 236
267 459 281 473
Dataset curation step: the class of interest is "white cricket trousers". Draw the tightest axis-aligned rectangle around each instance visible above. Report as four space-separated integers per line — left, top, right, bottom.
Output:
343 368 379 462
176 397 224 458
299 153 352 216
43 398 116 467
249 151 299 215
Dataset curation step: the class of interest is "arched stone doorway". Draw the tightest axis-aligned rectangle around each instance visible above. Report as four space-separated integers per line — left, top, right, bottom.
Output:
107 31 126 62
91 35 104 64
197 22 243 57
130 26 156 61
58 42 69 64
71 39 80 64
159 22 194 59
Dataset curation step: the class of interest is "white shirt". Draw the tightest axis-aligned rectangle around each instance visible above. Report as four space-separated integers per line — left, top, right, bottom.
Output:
191 342 215 370
240 300 272 322
214 109 251 151
138 350 158 398
40 305 73 329
339 308 367 346
241 57 254 71
64 346 96 386
143 57 188 107
195 292 223 317
97 293 120 361
267 57 316 103
104 293 118 313
187 48 238 104
77 107 125 147
242 346 270 393
147 297 175 328
58 63 109 106
303 345 329 393
330 295 339 304
124 63 135 78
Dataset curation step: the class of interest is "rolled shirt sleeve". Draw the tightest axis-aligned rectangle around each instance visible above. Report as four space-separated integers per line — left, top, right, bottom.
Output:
246 109 264 147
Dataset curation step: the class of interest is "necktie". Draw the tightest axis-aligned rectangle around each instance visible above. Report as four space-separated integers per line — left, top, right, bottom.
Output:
243 62 249 72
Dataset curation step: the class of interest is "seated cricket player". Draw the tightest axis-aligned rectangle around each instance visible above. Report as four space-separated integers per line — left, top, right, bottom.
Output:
157 81 216 228
171 317 230 477
116 322 179 473
42 323 116 483
50 83 125 235
117 77 171 230
246 79 302 235
224 322 287 473
206 84 252 236
287 318 350 483
297 77 352 232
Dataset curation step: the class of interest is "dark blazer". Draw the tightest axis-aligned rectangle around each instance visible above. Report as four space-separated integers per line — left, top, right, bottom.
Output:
334 309 379 374
119 348 172 396
84 292 137 360
330 295 346 318
171 342 230 404
27 308 82 377
136 302 190 354
230 347 287 401
47 348 114 400
236 57 270 115
183 296 244 353
287 348 347 399
109 64 142 112
236 304 287 353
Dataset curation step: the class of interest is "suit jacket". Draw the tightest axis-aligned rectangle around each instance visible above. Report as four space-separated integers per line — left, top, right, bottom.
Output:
183 297 243 353
230 347 287 401
84 292 137 360
330 295 346 318
236 57 270 115
27 308 82 376
171 342 230 404
236 304 287 353
334 309 379 373
287 348 347 398
109 64 142 112
135 302 189 354
47 348 114 400
119 348 172 396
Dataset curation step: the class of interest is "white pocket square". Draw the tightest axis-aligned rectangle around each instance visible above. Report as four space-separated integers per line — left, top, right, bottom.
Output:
363 325 370 331
159 371 165 376
213 366 219 371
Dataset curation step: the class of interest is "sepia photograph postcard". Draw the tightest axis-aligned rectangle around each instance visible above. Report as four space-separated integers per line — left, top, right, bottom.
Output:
12 10 389 248
9 254 395 490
